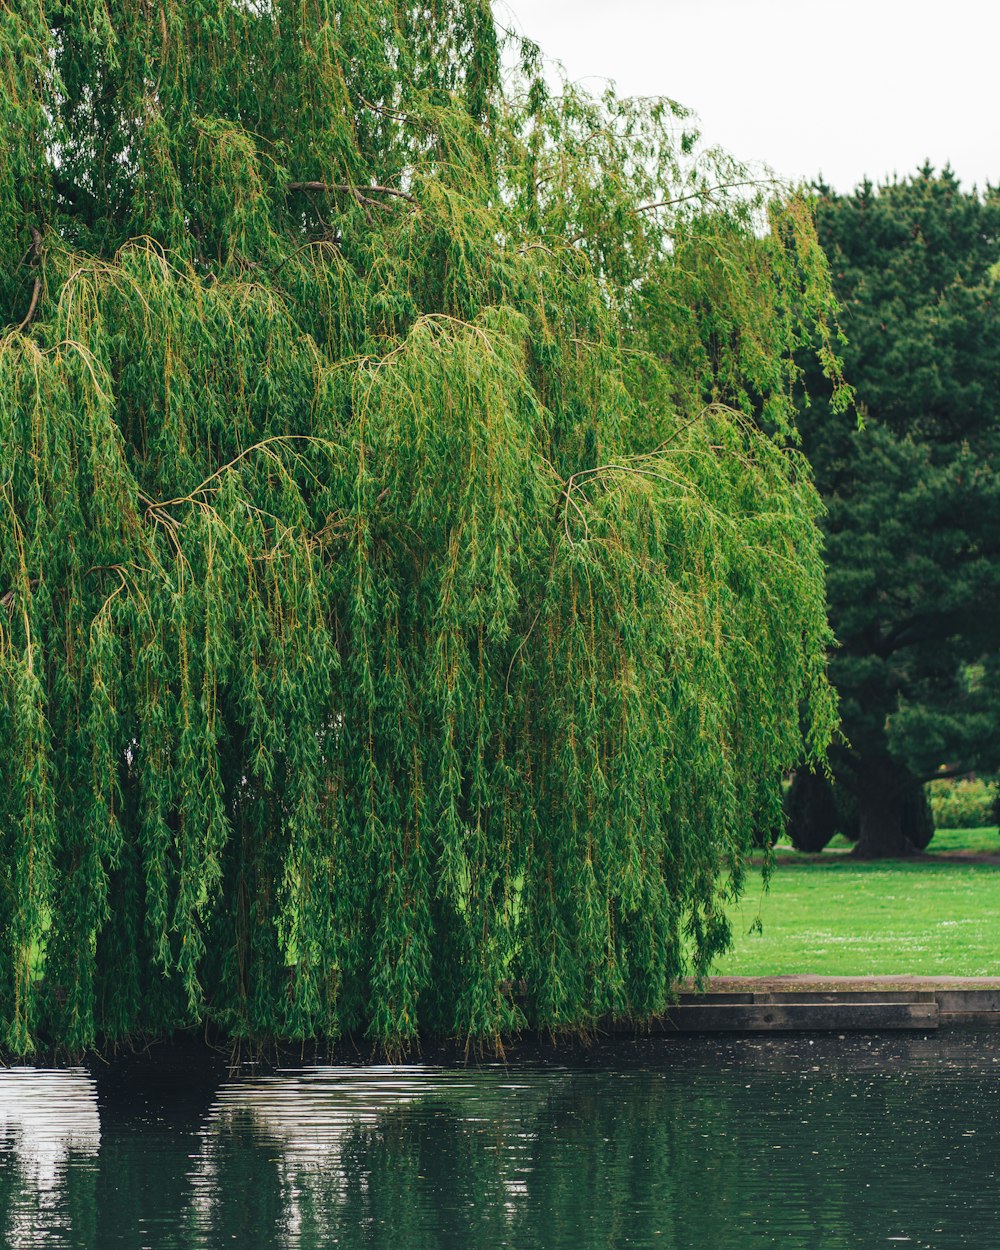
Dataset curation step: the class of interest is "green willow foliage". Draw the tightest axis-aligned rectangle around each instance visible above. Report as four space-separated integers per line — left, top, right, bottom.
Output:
1 0 846 1053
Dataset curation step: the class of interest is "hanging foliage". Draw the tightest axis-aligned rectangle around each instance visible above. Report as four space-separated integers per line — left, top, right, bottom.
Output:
0 0 847 1054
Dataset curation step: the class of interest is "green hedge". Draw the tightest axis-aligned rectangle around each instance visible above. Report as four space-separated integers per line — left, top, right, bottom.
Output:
927 778 999 829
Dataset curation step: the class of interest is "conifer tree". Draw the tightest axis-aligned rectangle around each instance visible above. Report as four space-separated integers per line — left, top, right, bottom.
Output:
1 0 845 1053
794 169 1000 858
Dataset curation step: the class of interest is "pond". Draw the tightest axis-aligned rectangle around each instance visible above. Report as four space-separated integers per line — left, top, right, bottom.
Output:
1 1032 998 1248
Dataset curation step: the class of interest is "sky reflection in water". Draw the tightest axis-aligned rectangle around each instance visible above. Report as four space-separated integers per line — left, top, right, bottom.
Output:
1 1034 999 1249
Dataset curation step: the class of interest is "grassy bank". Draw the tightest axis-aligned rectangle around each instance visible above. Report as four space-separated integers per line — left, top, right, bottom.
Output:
712 828 1000 978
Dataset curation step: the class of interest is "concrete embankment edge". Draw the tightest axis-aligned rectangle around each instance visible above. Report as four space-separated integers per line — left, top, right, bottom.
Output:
639 976 1000 1032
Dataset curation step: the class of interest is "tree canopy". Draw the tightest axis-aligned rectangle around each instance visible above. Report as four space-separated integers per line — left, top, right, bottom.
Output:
793 168 1000 857
1 0 844 1054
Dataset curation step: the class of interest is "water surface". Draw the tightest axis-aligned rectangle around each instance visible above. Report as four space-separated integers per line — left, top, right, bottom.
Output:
1 1033 998 1248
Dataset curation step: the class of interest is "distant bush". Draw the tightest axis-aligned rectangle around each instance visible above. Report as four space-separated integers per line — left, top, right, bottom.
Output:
927 778 999 829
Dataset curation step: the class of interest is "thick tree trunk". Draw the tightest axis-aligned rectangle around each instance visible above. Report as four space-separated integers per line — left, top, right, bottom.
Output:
852 760 931 858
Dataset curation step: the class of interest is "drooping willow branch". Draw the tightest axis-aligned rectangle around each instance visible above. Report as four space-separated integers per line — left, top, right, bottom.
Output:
0 0 844 1057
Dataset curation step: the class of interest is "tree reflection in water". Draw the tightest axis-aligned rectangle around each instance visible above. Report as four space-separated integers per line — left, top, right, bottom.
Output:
0 1069 100 1247
1 1037 999 1248
189 1067 554 1247
183 1044 1000 1250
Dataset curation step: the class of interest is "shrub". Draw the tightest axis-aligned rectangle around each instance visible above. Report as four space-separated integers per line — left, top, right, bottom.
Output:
927 778 999 829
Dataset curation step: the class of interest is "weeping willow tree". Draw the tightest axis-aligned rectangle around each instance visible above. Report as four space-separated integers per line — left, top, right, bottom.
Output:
0 0 848 1054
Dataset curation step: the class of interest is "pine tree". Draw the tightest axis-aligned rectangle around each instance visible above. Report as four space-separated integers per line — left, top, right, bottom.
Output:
794 169 1000 858
1 0 844 1053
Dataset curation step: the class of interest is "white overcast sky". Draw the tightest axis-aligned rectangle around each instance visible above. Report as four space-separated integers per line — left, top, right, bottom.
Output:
500 0 999 193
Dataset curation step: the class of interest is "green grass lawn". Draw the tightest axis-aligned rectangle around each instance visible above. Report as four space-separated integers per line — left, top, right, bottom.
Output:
712 827 1000 978
903 824 998 854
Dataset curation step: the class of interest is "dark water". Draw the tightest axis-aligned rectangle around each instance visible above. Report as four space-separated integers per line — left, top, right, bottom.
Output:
1 1033 999 1249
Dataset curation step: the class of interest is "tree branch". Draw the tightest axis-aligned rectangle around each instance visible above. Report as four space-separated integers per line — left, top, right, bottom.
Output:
632 179 773 216
13 226 43 333
876 609 963 657
567 179 774 246
356 95 428 130
0 577 39 611
287 181 416 205
919 764 977 785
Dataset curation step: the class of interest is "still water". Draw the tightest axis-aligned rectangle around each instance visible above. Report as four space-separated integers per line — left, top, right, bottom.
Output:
1 1032 998 1249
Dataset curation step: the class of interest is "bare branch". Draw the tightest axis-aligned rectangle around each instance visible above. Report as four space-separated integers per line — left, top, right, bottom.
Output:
13 226 43 333
15 279 41 333
633 179 774 216
0 577 39 611
567 179 774 246
287 181 416 205
356 95 428 130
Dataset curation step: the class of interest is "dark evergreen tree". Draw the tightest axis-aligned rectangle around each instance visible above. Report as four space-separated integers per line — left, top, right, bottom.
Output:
1 0 844 1053
795 168 1000 857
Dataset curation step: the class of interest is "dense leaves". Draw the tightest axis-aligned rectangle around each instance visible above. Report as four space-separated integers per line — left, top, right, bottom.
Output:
1 0 843 1053
795 168 1000 857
